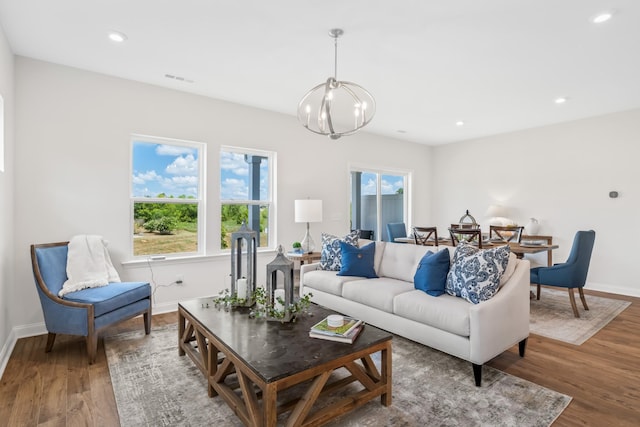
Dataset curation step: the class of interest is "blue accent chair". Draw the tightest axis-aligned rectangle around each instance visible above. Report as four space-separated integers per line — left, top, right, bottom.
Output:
31 241 152 363
386 222 407 243
530 230 596 317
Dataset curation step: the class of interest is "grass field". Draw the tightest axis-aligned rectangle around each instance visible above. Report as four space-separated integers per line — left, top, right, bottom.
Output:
134 226 269 255
133 230 197 255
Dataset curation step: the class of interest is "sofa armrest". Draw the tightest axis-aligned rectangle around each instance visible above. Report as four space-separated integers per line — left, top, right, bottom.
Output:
299 262 321 297
468 258 530 364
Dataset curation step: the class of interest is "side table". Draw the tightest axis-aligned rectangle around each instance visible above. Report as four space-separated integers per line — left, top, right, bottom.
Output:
286 251 321 265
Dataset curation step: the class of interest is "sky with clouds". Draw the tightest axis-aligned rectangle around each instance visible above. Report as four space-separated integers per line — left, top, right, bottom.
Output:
131 142 199 198
131 142 269 200
131 141 394 199
360 172 404 195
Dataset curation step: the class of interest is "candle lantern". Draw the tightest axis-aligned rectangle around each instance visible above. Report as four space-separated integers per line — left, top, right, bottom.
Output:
266 245 295 322
230 222 258 307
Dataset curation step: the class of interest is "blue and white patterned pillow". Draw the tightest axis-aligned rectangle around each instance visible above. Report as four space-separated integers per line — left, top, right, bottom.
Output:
320 231 359 271
445 242 510 304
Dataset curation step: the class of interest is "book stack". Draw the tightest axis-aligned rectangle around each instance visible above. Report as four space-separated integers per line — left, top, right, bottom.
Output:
309 315 364 344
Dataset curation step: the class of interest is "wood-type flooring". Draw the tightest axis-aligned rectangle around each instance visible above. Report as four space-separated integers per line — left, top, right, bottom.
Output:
0 289 638 426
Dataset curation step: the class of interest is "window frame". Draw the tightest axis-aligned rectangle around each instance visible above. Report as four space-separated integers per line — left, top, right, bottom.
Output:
220 145 276 252
349 164 411 241
130 134 206 259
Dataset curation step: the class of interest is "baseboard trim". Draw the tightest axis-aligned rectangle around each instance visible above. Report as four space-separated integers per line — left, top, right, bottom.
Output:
586 282 640 298
0 301 180 379
0 329 17 380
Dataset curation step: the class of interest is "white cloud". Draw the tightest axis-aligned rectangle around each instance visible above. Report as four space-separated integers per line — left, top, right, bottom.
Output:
166 154 198 176
156 144 195 156
220 151 248 176
221 178 248 200
171 175 198 186
132 170 162 184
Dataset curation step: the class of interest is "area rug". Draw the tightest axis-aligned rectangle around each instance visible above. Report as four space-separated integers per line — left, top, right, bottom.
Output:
529 287 631 345
105 324 570 427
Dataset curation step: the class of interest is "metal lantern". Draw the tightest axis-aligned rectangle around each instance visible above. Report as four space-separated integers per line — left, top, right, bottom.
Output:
230 222 258 307
266 245 295 322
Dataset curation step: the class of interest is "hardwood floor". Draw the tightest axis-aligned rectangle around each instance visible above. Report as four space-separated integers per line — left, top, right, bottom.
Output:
1 289 638 426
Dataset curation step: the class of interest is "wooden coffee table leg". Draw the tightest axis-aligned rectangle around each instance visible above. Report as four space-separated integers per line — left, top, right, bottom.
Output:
381 341 392 406
263 382 278 427
178 308 185 356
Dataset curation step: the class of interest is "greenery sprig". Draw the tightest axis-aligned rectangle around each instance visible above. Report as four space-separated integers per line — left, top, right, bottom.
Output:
212 286 313 322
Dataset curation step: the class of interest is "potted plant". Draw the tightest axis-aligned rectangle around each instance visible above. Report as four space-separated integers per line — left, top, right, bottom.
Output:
292 242 303 254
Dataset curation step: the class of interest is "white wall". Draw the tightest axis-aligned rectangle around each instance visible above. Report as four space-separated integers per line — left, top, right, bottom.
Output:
12 57 433 329
432 109 640 296
0 23 15 372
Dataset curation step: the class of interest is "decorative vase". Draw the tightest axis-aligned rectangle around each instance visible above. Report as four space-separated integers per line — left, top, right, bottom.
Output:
524 218 539 235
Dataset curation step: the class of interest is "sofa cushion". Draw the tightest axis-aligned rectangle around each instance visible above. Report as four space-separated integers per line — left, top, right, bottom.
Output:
62 282 151 317
413 248 450 296
338 241 378 278
302 270 366 296
394 290 471 337
358 239 386 273
500 252 517 287
445 243 510 304
342 277 415 313
378 243 432 282
320 231 359 271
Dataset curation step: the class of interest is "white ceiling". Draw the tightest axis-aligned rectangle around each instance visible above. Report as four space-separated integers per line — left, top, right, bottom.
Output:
1 0 639 145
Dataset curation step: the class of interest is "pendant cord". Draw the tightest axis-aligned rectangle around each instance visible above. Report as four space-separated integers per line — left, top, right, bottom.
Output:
333 35 338 80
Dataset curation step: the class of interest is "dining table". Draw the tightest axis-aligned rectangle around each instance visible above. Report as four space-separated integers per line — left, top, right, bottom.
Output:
393 235 558 267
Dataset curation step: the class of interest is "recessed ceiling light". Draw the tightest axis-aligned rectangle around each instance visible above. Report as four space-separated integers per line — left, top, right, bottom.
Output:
554 97 568 104
592 11 614 24
108 31 127 43
455 121 465 127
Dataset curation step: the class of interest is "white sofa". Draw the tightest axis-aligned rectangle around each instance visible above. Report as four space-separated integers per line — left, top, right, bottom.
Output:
300 239 530 386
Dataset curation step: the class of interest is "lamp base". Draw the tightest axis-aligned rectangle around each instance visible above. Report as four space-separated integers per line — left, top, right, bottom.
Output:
301 226 316 253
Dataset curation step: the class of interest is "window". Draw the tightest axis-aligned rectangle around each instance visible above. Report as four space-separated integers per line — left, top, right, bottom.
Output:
350 168 409 241
220 147 274 250
131 135 205 257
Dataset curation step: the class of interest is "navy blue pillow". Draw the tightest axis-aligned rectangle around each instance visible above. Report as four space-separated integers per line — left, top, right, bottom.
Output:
414 248 450 296
337 241 378 278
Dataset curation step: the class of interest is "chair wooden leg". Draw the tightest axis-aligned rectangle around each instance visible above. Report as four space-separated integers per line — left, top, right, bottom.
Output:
144 310 151 335
87 333 98 364
45 332 56 352
536 284 541 300
568 288 580 318
578 287 589 311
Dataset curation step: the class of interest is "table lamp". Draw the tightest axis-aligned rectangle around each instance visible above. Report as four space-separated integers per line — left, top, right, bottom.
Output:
294 199 323 253
485 204 510 226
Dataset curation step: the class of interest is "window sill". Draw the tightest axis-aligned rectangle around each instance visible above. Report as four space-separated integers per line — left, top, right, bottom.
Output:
121 248 278 269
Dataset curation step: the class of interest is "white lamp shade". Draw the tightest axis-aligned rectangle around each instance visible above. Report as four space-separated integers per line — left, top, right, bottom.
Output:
295 199 323 223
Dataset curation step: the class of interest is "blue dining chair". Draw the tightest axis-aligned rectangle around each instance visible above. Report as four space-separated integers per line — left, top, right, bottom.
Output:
386 222 407 243
31 241 152 363
530 230 596 317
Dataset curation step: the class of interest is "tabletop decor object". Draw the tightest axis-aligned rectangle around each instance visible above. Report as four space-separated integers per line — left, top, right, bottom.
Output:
230 221 257 307
525 217 540 235
265 245 296 322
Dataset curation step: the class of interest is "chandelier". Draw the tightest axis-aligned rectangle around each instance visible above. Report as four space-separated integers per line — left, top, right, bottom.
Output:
297 28 376 140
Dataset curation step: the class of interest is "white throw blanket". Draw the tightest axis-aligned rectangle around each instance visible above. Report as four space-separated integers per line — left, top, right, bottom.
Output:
59 235 121 297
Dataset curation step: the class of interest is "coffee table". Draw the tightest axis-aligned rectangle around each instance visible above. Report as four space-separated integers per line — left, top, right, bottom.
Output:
178 299 392 426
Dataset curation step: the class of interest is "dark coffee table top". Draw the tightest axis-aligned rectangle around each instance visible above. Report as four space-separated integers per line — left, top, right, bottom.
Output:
179 298 392 383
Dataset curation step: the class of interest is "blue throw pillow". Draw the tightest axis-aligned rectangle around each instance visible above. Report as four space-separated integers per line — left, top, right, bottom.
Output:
337 241 378 278
414 248 450 296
